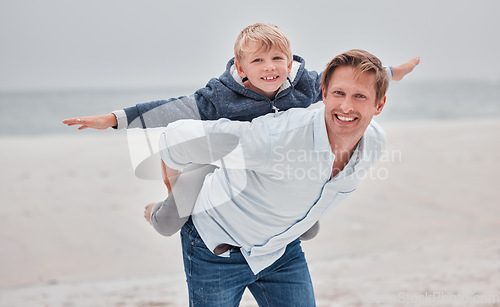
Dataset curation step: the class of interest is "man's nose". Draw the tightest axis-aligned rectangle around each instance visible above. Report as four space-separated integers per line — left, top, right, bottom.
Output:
339 97 354 113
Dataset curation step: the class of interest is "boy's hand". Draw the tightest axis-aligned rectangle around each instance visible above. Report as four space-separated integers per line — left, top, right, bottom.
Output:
144 203 155 224
62 114 118 130
392 57 420 81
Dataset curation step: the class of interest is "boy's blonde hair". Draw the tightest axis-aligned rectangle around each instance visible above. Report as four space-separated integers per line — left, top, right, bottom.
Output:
234 23 292 63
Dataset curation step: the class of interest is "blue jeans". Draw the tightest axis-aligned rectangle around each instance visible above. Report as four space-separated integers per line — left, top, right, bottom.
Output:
181 218 316 306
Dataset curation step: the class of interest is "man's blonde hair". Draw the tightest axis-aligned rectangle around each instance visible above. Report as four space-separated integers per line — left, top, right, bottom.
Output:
234 23 292 62
321 49 389 103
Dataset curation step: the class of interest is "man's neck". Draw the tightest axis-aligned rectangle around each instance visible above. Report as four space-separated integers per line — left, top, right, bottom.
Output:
328 135 362 180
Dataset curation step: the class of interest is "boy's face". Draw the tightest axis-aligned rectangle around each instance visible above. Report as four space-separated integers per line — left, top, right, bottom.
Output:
323 65 386 143
235 42 293 99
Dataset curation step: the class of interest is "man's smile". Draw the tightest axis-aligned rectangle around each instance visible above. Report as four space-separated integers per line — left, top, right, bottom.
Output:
334 113 358 124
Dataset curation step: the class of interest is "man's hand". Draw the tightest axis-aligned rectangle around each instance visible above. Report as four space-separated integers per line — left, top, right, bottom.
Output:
62 114 118 130
161 161 181 193
144 203 155 224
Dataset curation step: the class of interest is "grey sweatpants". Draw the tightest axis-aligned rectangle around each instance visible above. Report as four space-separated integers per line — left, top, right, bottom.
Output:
150 164 217 236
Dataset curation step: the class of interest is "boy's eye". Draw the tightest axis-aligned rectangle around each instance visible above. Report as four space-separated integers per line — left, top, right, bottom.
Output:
252 59 262 63
273 56 283 60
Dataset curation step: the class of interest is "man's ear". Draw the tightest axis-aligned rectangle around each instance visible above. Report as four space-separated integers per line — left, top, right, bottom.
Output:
374 95 387 115
322 87 327 103
234 60 246 79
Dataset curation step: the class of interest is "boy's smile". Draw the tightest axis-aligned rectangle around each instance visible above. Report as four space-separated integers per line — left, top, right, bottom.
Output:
235 42 292 99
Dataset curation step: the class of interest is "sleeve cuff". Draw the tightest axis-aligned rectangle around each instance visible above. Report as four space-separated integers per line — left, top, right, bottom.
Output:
385 66 393 81
111 110 128 130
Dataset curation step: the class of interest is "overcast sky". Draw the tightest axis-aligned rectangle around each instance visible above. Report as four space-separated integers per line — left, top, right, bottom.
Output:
1 0 499 91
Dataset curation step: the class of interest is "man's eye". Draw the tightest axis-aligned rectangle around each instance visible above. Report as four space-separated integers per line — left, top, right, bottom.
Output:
333 91 344 95
356 94 366 99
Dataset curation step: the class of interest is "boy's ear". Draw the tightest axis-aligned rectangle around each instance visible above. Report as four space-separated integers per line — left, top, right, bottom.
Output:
287 59 293 74
374 95 387 115
234 60 247 79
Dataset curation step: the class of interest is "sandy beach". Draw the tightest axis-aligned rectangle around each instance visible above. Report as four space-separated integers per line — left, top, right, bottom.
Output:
1 119 499 306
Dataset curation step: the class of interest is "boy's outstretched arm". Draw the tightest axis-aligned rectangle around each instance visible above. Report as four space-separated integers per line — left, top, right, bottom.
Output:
392 57 420 81
63 95 203 131
62 114 118 130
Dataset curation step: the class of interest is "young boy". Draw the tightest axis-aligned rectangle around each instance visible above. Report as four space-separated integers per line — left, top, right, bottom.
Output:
64 23 419 240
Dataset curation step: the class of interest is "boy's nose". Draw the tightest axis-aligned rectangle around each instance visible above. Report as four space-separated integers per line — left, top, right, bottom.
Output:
264 63 276 71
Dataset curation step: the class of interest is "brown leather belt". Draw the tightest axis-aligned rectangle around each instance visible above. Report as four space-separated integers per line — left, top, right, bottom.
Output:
214 243 239 255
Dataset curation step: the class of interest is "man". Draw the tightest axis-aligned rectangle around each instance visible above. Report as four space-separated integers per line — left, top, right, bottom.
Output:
157 49 390 306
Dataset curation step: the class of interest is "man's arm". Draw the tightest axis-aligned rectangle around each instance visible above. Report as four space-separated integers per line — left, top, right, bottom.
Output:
161 160 181 193
158 118 271 172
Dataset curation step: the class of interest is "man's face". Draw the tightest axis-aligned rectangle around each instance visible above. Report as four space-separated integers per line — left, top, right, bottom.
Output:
235 41 292 99
323 65 386 144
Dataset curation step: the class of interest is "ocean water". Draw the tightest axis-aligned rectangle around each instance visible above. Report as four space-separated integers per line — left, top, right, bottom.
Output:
0 80 499 136
0 86 196 136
